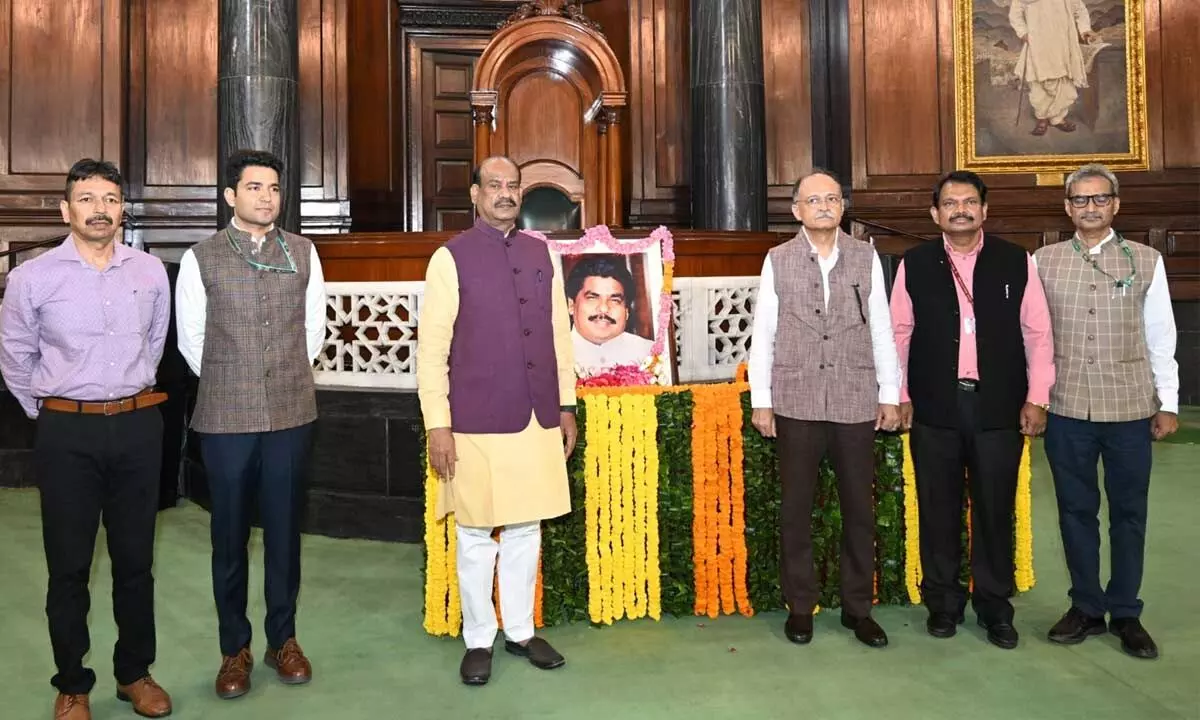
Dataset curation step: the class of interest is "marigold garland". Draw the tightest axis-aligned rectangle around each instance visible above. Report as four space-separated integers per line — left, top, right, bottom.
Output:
1014 437 1036 592
690 384 754 618
422 456 460 636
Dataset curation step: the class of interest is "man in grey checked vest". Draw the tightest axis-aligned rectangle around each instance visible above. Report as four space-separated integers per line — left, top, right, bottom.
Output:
748 169 901 649
175 150 328 696
1034 163 1179 660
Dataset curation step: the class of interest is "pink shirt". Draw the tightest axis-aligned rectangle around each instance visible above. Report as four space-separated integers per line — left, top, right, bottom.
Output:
890 232 1054 405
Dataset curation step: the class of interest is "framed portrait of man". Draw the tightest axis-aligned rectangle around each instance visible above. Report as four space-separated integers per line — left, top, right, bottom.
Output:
955 0 1149 173
550 240 673 386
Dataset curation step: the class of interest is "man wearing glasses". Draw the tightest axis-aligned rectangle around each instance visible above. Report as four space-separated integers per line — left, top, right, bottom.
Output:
748 169 900 648
176 150 327 698
1033 163 1178 659
890 170 1055 650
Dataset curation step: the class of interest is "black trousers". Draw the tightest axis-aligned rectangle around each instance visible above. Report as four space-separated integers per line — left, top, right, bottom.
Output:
199 423 313 657
1044 413 1153 619
35 406 163 694
777 417 878 618
911 390 1023 624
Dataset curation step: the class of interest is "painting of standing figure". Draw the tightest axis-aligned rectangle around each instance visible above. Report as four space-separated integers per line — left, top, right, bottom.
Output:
956 0 1148 173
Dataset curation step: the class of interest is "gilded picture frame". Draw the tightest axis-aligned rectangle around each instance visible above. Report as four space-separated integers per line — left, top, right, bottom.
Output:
954 0 1148 174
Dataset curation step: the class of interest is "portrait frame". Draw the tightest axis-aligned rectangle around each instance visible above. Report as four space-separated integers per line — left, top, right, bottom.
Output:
529 226 676 387
953 0 1149 174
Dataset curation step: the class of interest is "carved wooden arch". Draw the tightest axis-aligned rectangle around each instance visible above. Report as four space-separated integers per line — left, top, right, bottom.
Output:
470 7 628 227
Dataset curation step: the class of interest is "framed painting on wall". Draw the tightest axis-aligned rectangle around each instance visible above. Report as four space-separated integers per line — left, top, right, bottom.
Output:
955 0 1149 173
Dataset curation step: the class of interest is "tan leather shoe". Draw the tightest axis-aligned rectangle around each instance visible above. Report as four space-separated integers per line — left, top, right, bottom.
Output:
116 675 172 718
265 638 312 685
54 693 90 720
215 647 254 700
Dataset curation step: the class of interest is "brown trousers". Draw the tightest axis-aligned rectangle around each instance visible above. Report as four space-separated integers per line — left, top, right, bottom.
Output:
777 416 877 618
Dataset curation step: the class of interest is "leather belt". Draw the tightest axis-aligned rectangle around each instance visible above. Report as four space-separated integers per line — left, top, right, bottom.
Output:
956 378 979 392
40 389 168 416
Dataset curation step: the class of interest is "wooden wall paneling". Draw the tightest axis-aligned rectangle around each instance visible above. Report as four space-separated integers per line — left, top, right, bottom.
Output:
346 0 393 209
1160 0 1200 169
627 0 690 225
1165 231 1200 299
583 0 633 214
762 0 812 192
403 34 490 231
0 0 121 194
860 0 941 178
420 50 478 231
299 0 324 188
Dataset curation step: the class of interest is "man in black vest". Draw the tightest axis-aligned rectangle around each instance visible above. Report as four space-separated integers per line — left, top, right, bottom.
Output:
890 171 1055 649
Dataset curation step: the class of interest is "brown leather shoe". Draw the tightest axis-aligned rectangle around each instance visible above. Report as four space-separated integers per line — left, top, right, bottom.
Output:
116 675 172 718
54 693 90 720
215 647 254 700
265 638 312 685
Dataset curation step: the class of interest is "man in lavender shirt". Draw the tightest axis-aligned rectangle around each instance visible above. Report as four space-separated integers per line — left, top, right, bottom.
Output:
0 159 172 720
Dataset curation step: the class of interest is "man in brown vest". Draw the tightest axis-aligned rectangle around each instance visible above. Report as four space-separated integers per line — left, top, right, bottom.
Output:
175 150 327 698
1034 163 1178 659
417 156 578 686
748 169 901 648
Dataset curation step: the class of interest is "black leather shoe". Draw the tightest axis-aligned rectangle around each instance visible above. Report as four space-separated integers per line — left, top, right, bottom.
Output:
1048 607 1106 645
784 614 813 644
504 637 565 669
978 618 1019 649
1110 618 1158 659
460 648 492 685
841 613 888 648
926 612 959 638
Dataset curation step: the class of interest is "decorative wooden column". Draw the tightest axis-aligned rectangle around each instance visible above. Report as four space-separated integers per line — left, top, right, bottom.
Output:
602 106 622 226
470 91 497 165
597 117 610 225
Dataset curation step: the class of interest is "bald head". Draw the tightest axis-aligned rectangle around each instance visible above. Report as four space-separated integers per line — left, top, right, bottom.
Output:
791 171 844 230
470 156 523 231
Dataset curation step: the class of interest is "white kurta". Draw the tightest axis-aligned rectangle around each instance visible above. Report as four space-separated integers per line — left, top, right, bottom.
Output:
1010 0 1093 123
570 328 655 372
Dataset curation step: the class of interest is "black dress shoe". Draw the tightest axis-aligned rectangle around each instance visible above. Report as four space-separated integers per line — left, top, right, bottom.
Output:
784 614 813 644
460 648 492 685
1047 607 1106 645
926 612 960 638
1110 618 1158 659
504 637 565 669
841 613 888 648
978 618 1019 649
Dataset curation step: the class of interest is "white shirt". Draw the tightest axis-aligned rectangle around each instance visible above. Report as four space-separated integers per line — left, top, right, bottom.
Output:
1032 229 1179 414
571 327 655 371
748 231 901 408
175 219 327 376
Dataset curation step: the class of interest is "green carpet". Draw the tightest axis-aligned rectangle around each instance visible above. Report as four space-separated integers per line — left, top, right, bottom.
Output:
2 434 1198 719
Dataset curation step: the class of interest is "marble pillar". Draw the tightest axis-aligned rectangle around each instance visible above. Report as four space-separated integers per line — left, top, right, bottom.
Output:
218 0 300 233
690 0 767 231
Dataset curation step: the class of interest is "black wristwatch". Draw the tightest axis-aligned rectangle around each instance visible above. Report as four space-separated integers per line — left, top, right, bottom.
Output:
560 405 577 414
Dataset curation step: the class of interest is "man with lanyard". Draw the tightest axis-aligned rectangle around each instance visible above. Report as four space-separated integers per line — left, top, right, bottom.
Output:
1033 163 1178 659
748 169 900 648
175 149 327 698
417 155 577 685
890 170 1055 649
1 159 172 720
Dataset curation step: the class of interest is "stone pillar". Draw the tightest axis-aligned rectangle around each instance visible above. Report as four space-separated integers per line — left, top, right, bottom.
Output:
218 0 300 232
689 0 767 230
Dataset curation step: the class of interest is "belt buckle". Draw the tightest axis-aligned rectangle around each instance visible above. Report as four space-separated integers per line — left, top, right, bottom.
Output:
103 400 121 416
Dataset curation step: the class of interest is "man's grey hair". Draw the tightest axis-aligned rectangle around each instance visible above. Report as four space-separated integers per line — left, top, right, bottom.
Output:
1066 163 1119 197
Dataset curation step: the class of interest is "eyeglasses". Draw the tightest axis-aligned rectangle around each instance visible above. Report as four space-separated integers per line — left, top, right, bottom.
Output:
800 195 843 207
1068 194 1116 208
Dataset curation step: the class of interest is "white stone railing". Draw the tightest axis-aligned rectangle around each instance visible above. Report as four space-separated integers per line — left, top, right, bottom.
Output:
314 277 760 389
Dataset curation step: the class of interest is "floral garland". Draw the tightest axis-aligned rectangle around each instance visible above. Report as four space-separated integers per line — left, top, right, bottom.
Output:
422 456 461 636
690 384 754 618
528 225 676 386
582 392 662 624
899 433 1036 603
1014 437 1035 592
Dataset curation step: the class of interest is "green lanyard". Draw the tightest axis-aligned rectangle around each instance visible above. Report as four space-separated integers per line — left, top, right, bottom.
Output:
226 228 297 274
1071 233 1135 291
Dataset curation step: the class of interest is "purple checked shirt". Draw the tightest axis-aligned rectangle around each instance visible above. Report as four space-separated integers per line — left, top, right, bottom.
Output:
0 237 171 419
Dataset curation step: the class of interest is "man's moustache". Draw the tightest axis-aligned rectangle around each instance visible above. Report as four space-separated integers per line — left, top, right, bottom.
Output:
87 216 112 224
496 200 516 208
1082 214 1102 220
950 214 974 222
587 314 616 325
